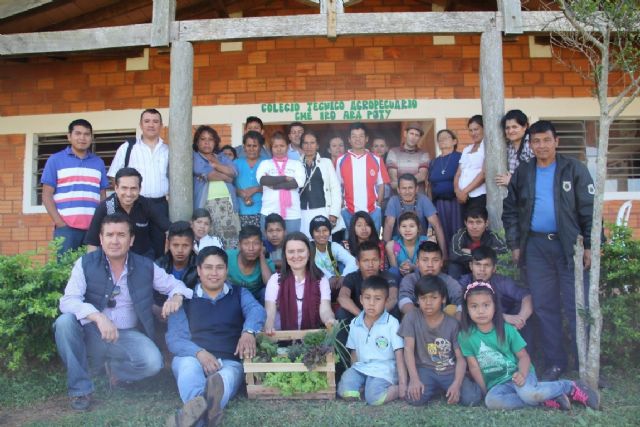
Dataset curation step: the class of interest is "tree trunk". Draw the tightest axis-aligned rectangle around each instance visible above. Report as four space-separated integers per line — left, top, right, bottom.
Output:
573 236 587 381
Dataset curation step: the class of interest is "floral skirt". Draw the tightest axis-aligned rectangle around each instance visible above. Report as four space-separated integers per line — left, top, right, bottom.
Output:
205 197 241 249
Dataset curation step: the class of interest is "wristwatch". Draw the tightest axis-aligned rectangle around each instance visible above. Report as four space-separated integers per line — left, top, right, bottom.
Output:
243 329 257 336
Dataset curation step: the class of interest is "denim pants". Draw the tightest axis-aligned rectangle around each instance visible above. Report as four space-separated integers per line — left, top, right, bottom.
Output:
172 356 244 408
53 225 86 256
485 371 573 409
54 313 163 397
260 215 301 235
337 367 392 406
406 367 482 406
525 235 589 370
341 207 381 236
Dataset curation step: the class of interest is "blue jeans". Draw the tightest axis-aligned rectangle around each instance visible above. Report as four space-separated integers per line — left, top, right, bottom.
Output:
485 371 573 409
525 236 589 370
54 313 162 397
172 356 244 408
260 215 301 235
341 207 381 237
337 367 392 406
406 367 482 406
53 226 86 256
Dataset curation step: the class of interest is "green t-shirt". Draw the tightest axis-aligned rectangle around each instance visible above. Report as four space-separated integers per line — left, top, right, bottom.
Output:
226 248 275 300
458 323 533 390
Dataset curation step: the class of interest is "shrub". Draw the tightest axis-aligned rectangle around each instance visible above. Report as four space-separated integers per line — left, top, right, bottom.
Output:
0 240 83 371
600 292 640 368
601 223 640 297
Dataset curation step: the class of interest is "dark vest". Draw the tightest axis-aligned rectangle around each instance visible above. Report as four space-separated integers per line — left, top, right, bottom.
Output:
184 285 244 361
82 249 155 338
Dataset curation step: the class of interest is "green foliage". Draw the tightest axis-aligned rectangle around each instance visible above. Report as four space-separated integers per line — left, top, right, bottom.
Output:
600 292 640 368
263 356 329 396
600 223 640 297
0 239 83 371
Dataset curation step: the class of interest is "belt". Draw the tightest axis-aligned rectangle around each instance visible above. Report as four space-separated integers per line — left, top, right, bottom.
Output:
529 231 558 240
147 196 167 203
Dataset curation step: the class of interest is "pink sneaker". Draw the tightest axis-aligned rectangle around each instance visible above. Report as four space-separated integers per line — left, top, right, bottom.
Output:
542 394 571 411
570 381 600 410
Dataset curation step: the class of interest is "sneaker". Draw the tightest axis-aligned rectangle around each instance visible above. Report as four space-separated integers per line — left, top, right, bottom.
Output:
205 373 225 426
69 394 91 411
541 365 564 381
542 394 571 411
166 396 207 427
569 380 600 410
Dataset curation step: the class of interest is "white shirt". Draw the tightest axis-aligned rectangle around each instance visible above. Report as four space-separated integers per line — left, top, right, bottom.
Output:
108 137 169 198
458 141 486 198
256 158 306 220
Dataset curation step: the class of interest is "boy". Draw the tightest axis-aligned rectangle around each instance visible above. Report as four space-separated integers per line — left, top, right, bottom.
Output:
263 213 285 271
398 276 482 406
459 246 533 344
226 225 275 303
449 206 507 279
337 275 407 405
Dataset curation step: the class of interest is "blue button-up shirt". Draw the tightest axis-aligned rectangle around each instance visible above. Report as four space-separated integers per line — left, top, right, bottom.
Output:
166 282 266 358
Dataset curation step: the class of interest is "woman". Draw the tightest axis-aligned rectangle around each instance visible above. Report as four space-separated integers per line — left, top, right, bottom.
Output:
264 232 336 332
326 135 346 167
428 129 463 252
234 131 265 229
192 125 241 249
495 109 534 187
299 130 346 241
454 115 486 218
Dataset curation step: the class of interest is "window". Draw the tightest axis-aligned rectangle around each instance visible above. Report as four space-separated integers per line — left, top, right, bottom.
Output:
548 119 640 192
33 131 135 205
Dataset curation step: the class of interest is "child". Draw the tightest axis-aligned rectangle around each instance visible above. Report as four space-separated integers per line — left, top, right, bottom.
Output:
337 275 407 405
386 211 428 277
220 145 237 161
263 213 286 271
346 211 386 268
190 208 223 253
398 276 481 406
449 206 507 279
458 281 600 411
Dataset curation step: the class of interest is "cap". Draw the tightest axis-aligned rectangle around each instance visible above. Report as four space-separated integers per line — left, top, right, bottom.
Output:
406 122 424 136
309 215 332 235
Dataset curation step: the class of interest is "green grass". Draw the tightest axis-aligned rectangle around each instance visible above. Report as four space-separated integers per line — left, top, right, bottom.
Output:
1 365 638 427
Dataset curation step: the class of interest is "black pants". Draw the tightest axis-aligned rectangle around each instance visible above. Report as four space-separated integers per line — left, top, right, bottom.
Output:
461 194 486 220
148 196 169 259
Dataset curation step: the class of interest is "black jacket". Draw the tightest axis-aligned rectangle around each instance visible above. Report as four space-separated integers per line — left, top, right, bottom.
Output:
154 251 198 305
449 229 508 266
502 153 594 260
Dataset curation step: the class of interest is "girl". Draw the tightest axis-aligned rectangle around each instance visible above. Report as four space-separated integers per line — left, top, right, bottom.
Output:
190 208 223 253
386 211 428 277
495 109 535 187
458 281 599 411
454 115 486 219
264 232 337 332
346 211 386 269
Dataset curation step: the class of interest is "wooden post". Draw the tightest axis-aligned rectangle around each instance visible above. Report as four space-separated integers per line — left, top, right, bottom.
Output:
480 22 507 230
151 0 176 47
168 40 194 221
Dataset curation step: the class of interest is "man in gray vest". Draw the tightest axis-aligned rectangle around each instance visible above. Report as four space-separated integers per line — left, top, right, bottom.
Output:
54 213 193 411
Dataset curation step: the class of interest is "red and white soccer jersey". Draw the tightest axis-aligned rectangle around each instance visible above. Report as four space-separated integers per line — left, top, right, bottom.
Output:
336 150 389 214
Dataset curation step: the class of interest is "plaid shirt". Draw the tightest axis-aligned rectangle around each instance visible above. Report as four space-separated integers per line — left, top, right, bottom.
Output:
507 137 535 173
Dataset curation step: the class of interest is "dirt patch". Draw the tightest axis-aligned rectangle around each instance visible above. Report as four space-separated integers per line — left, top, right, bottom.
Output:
0 395 74 426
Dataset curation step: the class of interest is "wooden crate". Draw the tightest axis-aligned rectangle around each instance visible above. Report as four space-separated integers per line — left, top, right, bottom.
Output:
243 329 336 400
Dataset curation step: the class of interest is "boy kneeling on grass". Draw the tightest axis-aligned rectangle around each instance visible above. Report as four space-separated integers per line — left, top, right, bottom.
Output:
337 275 407 405
398 275 482 406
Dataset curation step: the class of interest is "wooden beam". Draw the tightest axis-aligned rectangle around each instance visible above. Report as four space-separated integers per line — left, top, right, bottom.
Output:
151 0 176 47
480 23 507 230
497 0 523 35
326 0 338 39
0 0 53 20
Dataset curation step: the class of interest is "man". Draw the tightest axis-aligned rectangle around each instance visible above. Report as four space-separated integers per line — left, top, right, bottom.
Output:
503 120 594 381
385 122 430 194
54 213 192 411
108 108 168 258
226 225 275 303
41 119 109 255
448 206 507 279
286 121 305 160
458 246 533 344
336 122 390 233
398 241 462 316
166 246 266 427
85 167 170 259
236 116 270 160
383 173 447 258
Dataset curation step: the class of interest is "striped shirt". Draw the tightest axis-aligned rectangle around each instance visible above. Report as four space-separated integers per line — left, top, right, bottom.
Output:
108 137 169 198
41 147 109 230
336 150 389 214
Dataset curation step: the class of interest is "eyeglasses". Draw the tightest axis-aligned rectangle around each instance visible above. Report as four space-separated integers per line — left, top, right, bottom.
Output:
107 286 121 308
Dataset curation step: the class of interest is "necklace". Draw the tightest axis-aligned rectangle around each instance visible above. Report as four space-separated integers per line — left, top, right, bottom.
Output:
440 152 452 175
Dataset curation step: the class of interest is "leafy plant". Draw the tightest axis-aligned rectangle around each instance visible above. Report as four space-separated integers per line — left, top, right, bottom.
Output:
600 292 640 368
601 223 640 297
0 239 83 371
263 356 329 396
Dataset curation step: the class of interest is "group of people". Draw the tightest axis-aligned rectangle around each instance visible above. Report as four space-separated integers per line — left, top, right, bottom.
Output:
44 107 598 426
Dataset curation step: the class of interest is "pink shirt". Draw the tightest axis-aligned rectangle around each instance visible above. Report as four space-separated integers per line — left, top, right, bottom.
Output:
265 273 330 330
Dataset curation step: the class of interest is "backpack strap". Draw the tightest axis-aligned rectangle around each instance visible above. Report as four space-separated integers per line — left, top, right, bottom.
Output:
124 137 137 168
